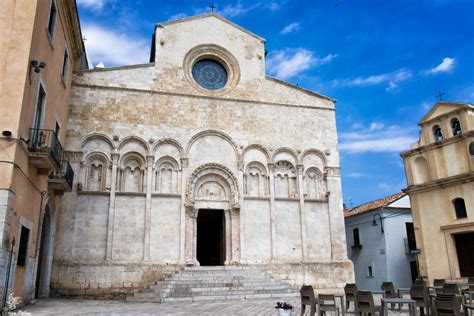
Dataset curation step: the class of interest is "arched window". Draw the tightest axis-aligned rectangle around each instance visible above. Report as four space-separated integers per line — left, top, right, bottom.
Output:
304 167 326 200
154 157 179 194
244 162 268 197
451 118 462 136
433 125 443 142
119 155 145 192
84 154 108 191
274 160 297 198
453 198 467 219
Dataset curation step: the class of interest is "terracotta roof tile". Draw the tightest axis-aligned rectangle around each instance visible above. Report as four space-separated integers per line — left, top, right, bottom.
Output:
344 192 406 217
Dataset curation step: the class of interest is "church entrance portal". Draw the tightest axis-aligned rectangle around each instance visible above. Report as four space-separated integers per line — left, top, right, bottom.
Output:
197 209 225 266
454 232 474 277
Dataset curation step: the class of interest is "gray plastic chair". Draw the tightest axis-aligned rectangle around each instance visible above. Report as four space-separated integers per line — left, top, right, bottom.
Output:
300 285 317 316
318 294 340 316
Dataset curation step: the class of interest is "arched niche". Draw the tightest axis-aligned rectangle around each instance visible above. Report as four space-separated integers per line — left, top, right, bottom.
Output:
187 163 240 207
155 156 180 193
274 160 297 198
242 144 270 166
413 156 430 184
186 130 239 169
244 161 268 197
301 149 326 171
304 167 327 200
118 136 150 158
83 152 110 191
118 152 146 192
153 138 183 162
273 147 298 166
81 134 114 157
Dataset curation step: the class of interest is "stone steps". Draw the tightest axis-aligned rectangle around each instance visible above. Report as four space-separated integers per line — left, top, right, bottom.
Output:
126 266 299 303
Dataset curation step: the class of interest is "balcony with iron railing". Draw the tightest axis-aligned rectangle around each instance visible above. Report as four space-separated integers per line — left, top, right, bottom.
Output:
48 160 74 194
28 128 63 174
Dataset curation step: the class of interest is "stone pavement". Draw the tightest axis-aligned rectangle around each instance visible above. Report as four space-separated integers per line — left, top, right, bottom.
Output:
19 295 415 315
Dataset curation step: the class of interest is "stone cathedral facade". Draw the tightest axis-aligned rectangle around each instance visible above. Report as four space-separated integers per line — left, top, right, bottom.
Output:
52 14 353 297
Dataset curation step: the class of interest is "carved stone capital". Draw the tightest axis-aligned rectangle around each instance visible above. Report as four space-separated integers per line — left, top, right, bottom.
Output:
180 157 189 168
237 160 244 172
111 151 120 164
296 164 304 175
267 162 275 173
185 204 198 218
146 155 154 167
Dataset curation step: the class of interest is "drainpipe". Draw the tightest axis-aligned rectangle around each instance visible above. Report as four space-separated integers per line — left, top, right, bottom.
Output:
2 237 15 311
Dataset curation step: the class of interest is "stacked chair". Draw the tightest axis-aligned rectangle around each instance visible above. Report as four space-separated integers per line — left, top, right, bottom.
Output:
355 290 382 316
410 284 430 315
344 283 358 312
300 285 318 316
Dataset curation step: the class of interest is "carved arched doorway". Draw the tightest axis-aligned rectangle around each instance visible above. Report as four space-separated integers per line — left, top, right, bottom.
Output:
35 204 54 297
185 164 240 266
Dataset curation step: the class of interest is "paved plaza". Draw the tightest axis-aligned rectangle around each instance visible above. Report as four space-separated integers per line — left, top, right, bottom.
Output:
19 295 415 315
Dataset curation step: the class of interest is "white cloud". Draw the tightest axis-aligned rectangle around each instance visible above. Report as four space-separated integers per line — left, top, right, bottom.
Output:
195 1 283 17
425 57 455 75
339 124 418 154
77 0 107 11
369 122 384 131
265 1 281 11
346 172 366 178
266 49 337 80
337 68 412 93
82 24 150 67
281 22 301 35
168 13 187 21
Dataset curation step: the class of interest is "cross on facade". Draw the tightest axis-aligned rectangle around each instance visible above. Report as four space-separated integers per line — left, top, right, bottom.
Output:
436 91 445 101
209 3 216 12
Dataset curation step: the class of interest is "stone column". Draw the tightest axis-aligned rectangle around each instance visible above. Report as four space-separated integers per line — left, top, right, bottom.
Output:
106 151 119 261
297 164 307 261
179 158 188 264
325 167 347 260
224 209 232 265
143 155 154 261
184 204 198 265
230 207 240 264
268 162 276 262
237 161 245 263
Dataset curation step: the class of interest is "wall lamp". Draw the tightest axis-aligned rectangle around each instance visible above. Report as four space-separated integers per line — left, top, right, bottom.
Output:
30 60 46 73
372 213 384 233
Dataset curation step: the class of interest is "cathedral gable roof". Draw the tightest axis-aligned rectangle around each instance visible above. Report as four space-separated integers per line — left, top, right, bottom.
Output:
157 13 266 43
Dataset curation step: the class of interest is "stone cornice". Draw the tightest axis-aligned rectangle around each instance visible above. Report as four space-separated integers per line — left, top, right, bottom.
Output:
403 172 474 194
71 83 335 112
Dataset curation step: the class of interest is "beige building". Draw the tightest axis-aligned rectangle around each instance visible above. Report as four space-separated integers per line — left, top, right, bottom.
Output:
0 0 86 304
51 13 354 299
401 101 474 282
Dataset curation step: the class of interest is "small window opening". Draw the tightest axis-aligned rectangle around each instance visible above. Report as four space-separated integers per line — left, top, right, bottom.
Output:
367 265 374 277
61 49 69 79
17 226 30 267
47 0 57 38
453 198 467 219
406 222 417 251
433 125 443 142
451 118 462 136
353 228 361 246
34 84 46 130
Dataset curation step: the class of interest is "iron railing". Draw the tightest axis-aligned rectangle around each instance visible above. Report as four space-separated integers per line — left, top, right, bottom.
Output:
48 160 74 189
28 128 63 167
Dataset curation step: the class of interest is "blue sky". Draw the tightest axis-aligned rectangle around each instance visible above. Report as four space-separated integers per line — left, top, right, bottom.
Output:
77 0 474 207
